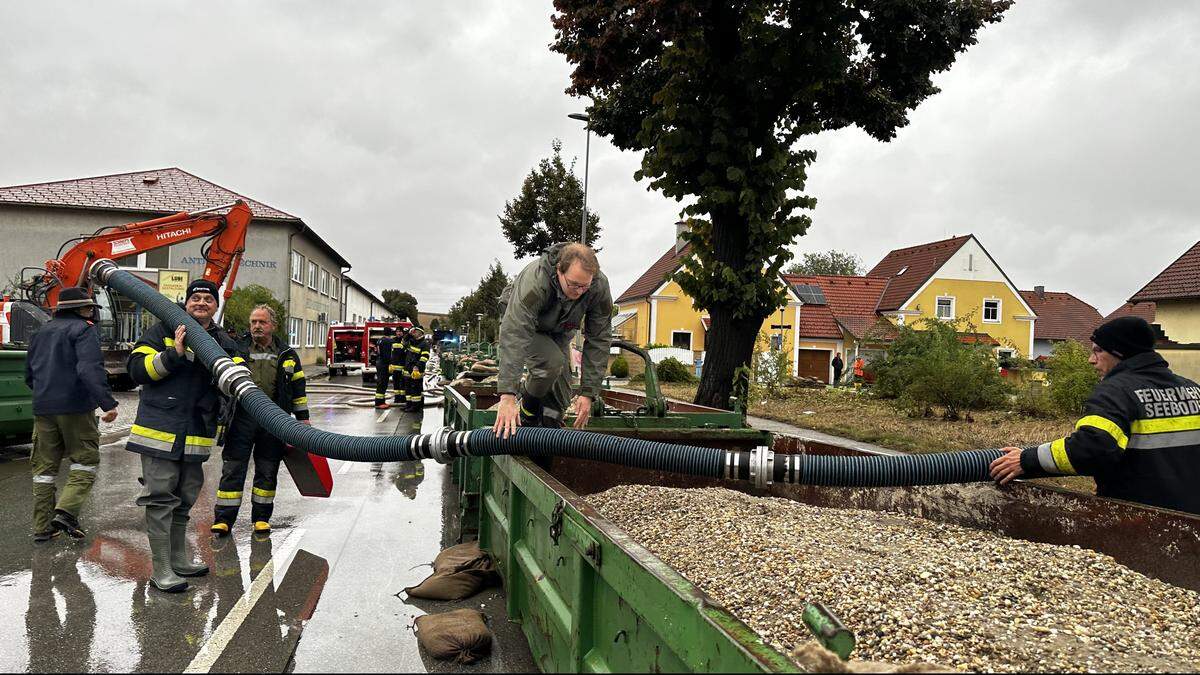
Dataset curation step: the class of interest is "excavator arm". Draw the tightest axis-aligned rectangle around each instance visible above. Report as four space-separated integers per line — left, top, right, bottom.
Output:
36 201 253 308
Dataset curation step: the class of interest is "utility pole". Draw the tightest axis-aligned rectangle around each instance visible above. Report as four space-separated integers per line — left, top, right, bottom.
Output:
568 112 591 245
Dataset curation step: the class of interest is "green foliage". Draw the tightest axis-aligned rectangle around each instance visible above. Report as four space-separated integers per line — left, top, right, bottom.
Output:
1011 387 1056 419
784 250 863 277
1047 341 1100 415
871 318 1009 420
381 290 419 325
500 139 601 258
644 342 673 350
751 337 794 398
610 355 629 378
223 284 286 340
447 261 509 342
655 357 697 383
551 0 1012 407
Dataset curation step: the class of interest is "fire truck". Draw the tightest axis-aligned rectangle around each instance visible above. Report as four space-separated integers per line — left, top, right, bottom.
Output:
326 320 411 382
0 201 253 388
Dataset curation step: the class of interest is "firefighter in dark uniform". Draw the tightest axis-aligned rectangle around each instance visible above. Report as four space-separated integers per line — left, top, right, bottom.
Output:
991 316 1200 514
126 279 244 592
211 304 308 537
24 287 119 542
400 326 430 412
373 326 398 409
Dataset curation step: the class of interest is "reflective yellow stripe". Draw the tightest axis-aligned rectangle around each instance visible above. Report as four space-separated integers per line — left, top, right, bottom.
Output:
1050 437 1076 475
1075 415 1128 449
184 435 215 447
143 353 163 381
1131 414 1200 434
217 490 242 500
292 370 305 381
282 359 296 369
132 425 176 442
409 346 420 353
292 397 308 406
132 345 158 356
252 487 276 498
232 356 246 364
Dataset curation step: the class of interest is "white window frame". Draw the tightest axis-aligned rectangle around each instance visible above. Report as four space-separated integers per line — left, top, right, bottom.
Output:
983 298 1002 324
288 317 301 347
935 296 955 320
305 320 316 348
997 348 1016 361
320 269 330 296
331 277 339 300
291 251 304 284
671 330 693 351
307 261 319 290
318 321 327 347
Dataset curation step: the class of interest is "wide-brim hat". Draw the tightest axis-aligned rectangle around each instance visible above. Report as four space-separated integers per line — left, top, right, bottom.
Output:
56 286 100 310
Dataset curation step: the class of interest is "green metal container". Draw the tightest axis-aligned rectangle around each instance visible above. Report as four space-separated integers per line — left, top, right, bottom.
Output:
0 350 34 445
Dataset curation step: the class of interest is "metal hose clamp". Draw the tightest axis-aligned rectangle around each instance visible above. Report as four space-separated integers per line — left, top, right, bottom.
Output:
748 446 774 489
429 426 453 464
89 258 118 284
212 357 255 400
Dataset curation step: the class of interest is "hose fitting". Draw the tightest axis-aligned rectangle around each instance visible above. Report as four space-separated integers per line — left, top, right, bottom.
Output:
748 446 774 489
212 357 256 401
89 258 118 284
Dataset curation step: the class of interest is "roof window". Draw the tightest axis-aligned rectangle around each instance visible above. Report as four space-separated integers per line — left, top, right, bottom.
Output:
896 266 908 276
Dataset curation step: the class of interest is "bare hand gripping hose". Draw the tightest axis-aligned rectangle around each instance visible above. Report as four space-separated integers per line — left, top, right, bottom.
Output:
94 260 1004 489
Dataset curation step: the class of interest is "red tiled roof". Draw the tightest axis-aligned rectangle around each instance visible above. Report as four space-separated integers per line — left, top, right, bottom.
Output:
866 235 972 311
1019 290 1103 343
796 304 842 339
0 167 299 221
960 333 1000 346
1129 240 1200 302
783 274 890 340
1105 301 1156 323
616 243 692 304
835 316 899 341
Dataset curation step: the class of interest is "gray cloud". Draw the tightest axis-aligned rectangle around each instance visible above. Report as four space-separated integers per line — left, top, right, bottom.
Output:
1 1 1196 316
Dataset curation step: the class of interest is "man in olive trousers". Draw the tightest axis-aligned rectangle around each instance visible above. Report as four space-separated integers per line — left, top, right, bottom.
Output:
24 287 119 542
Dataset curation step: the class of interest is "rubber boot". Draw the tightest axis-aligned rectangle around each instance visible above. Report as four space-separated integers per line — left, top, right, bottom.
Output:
149 536 188 593
519 395 543 427
170 524 209 577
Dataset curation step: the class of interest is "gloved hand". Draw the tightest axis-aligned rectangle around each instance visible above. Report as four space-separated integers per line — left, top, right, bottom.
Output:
411 368 421 379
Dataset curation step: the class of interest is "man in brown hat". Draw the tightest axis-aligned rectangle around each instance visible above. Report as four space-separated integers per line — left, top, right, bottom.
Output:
24 287 119 542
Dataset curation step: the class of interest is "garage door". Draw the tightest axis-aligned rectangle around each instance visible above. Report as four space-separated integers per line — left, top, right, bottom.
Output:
796 349 830 383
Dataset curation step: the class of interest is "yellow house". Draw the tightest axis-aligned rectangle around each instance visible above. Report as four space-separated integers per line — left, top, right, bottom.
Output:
865 235 1037 359
1125 239 1200 380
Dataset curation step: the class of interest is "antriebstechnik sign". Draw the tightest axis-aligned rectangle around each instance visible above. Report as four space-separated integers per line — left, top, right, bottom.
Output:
179 256 278 269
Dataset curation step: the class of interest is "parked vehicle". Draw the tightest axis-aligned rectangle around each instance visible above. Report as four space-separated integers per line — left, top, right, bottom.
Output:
354 320 411 383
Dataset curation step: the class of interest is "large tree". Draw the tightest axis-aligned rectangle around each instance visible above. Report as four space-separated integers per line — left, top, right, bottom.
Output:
785 250 864 276
223 284 287 340
552 0 1011 408
447 261 509 342
381 289 419 325
500 139 601 258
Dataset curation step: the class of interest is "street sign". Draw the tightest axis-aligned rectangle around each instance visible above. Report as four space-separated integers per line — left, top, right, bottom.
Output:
770 324 792 330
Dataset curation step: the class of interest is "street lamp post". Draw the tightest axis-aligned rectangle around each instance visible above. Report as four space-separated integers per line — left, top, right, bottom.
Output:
476 313 485 344
568 112 591 245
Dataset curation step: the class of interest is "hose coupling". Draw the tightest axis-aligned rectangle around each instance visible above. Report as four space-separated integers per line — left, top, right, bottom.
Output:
428 426 453 464
212 357 255 400
89 259 118 284
749 446 775 489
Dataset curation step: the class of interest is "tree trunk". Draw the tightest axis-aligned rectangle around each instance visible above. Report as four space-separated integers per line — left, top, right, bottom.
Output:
694 304 761 409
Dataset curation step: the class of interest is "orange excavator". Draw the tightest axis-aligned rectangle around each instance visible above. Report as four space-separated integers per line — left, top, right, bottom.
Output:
2 201 253 386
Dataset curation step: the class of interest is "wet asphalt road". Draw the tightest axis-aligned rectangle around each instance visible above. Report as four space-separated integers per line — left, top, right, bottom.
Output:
0 375 535 673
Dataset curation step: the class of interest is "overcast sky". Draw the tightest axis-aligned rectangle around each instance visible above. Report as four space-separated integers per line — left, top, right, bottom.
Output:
2 2 1197 316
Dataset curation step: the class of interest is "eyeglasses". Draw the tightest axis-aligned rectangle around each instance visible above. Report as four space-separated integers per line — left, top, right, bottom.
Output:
560 275 592 293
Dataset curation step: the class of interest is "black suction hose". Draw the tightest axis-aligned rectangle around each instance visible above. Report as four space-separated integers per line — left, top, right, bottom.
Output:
93 260 1004 488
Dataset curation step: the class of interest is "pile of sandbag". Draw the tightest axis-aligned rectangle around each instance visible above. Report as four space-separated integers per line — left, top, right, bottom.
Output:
407 542 500 664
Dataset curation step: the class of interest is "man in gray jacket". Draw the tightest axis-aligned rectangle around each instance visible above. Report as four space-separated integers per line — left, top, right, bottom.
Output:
493 243 612 438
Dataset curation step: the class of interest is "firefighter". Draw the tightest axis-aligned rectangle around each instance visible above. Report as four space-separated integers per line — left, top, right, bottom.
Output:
126 279 243 592
374 326 398 409
493 243 613 439
24 287 119 542
990 316 1200 514
401 326 430 412
390 326 410 408
211 304 308 537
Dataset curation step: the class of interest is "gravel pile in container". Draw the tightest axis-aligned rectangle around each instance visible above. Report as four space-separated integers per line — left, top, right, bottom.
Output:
589 485 1200 673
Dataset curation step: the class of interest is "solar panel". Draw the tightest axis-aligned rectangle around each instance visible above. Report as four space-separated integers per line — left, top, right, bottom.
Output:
793 284 827 305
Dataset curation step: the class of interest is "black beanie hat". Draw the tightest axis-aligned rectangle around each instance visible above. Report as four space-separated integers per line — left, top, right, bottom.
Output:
186 279 221 306
1091 316 1156 359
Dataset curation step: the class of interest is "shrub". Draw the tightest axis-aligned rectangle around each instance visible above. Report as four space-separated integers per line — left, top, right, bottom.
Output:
1047 340 1099 415
655 357 697 383
752 344 794 398
1011 387 1056 418
871 318 1009 420
223 284 287 340
610 355 629 378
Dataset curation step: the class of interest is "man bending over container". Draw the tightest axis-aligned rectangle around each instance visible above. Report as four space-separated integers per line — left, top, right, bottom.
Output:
126 279 243 592
212 304 308 538
990 316 1200 514
493 242 613 438
25 287 119 542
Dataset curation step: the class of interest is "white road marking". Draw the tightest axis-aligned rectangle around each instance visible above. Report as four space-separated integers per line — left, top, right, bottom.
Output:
375 409 391 423
337 460 355 475
183 528 306 673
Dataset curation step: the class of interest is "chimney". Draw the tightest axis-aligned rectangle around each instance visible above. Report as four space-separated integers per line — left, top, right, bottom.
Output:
674 219 689 255
1034 285 1045 300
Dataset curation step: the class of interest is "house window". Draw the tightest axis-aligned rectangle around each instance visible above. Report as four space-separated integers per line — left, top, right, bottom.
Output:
936 297 955 320
897 266 908 276
672 331 692 351
964 253 975 272
331 277 340 300
305 320 316 348
318 321 327 347
997 348 1016 366
983 299 1001 323
307 262 319 290
320 269 330 296
291 252 304 283
288 317 302 347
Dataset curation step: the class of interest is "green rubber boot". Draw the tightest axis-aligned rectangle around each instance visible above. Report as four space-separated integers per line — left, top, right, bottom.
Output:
170 524 209 577
149 536 188 593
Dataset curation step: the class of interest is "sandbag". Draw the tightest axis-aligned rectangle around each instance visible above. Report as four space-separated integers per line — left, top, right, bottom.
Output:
405 543 498 600
414 609 493 664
